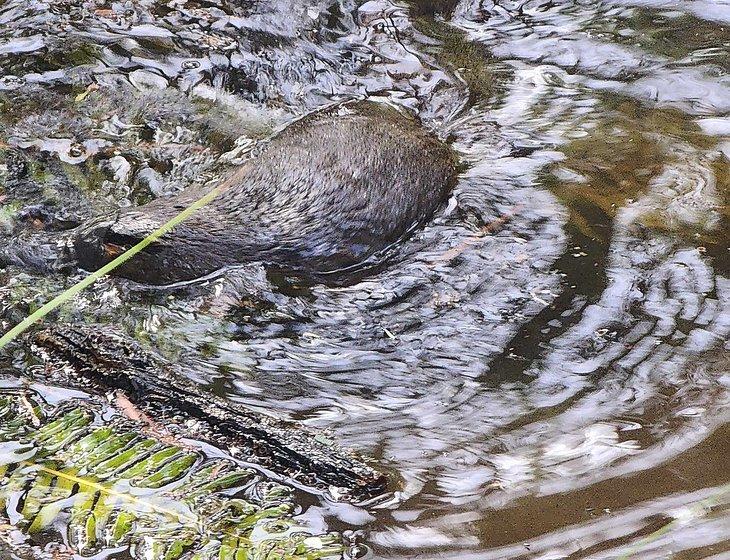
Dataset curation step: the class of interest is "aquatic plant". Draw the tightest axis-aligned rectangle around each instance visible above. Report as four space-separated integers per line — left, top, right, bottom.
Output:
0 390 343 560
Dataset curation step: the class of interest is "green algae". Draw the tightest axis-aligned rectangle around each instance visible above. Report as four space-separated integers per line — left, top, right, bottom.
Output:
412 15 504 104
0 391 344 560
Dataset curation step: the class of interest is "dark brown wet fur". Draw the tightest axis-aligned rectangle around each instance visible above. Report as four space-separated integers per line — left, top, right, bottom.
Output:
74 102 458 285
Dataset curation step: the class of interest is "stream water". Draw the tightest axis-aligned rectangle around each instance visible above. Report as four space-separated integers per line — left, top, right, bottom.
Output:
0 0 728 558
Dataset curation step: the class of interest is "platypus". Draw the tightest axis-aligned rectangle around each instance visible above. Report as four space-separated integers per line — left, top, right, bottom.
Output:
73 102 457 285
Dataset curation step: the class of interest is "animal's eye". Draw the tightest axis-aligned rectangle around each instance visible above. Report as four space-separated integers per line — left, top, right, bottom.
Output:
105 231 163 254
102 242 126 258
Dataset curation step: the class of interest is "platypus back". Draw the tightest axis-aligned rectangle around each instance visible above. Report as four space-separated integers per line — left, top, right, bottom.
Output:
74 102 458 285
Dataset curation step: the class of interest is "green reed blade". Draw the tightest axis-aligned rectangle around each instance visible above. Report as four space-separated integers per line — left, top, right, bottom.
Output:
0 182 226 350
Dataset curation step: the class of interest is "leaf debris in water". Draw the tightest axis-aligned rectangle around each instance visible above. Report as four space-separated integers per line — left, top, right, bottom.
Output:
0 390 345 560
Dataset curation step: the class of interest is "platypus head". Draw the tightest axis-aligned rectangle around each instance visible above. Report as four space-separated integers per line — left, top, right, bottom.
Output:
72 208 245 285
73 211 183 285
73 213 118 270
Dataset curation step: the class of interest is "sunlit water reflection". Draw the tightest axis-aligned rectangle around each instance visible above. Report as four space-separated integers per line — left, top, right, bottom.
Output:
0 0 728 558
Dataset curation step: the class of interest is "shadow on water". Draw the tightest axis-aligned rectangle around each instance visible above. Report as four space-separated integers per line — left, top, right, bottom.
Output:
0 0 729 558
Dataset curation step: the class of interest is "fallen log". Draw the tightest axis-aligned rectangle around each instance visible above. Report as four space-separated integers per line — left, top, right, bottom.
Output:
28 324 387 502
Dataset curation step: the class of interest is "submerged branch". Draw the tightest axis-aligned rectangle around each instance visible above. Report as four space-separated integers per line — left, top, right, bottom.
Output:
28 324 387 503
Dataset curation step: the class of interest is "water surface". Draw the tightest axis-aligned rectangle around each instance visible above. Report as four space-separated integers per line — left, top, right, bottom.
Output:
0 0 728 558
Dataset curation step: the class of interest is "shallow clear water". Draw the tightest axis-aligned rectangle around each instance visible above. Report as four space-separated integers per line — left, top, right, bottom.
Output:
0 0 728 558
